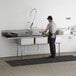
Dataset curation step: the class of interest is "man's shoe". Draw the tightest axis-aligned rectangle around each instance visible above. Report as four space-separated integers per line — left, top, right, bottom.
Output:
51 56 55 58
48 55 55 58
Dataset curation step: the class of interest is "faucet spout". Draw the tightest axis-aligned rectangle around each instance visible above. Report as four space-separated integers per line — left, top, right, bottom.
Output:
30 8 37 28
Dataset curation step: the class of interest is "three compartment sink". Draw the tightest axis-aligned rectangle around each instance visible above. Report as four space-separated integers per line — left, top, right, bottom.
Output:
2 28 44 37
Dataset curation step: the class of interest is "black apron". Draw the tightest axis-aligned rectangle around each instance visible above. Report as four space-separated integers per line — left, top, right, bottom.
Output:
48 32 56 43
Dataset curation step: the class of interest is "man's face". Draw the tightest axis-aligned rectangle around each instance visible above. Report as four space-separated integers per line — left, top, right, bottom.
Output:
48 19 52 23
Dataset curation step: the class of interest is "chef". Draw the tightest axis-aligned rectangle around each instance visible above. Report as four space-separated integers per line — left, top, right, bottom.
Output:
45 16 57 58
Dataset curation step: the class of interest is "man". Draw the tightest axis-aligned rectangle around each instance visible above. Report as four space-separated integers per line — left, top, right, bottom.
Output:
45 16 57 58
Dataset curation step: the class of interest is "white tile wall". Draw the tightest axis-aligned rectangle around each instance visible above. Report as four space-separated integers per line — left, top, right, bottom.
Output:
0 0 76 57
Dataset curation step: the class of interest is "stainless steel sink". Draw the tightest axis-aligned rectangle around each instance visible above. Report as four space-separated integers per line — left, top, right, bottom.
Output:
2 28 44 37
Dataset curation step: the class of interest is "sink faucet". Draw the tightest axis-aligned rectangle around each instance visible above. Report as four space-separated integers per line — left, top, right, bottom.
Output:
30 8 37 28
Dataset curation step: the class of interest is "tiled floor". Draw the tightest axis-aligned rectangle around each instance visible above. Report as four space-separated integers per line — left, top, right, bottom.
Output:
0 52 76 76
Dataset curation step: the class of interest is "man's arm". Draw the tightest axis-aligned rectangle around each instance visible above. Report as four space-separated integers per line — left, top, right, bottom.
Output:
44 25 49 32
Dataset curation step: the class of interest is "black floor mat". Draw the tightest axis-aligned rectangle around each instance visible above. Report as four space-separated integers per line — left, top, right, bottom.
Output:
6 55 76 67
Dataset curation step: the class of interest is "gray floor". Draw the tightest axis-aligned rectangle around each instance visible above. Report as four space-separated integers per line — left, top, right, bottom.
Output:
0 52 76 76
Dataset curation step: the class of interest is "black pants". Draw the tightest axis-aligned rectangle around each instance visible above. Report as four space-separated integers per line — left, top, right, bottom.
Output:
48 33 56 57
